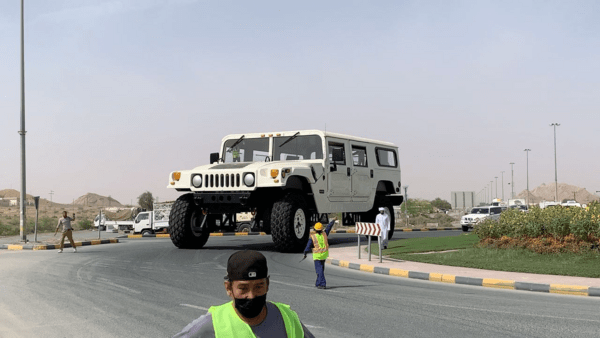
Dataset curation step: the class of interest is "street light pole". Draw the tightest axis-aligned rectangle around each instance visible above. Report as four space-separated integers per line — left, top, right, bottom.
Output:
495 177 498 199
501 171 505 201
490 181 493 202
19 0 27 242
550 123 560 202
524 149 531 206
510 162 515 199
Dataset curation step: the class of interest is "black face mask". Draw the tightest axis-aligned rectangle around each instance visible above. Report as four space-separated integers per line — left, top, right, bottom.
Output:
234 294 267 319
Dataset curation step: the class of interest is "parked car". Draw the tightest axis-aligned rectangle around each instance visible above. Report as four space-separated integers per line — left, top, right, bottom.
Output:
460 206 502 232
509 205 528 212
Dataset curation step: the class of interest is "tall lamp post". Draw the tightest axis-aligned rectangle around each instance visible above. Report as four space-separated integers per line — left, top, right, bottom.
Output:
19 0 27 242
490 181 493 202
550 123 560 202
524 149 531 206
510 162 515 199
500 171 505 201
494 177 498 199
402 186 409 227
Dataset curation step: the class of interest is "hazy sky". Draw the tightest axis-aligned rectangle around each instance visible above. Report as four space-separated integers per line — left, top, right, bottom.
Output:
1 0 600 206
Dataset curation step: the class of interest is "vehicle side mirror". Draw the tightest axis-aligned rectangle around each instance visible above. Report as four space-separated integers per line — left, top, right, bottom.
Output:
330 162 337 172
210 152 220 164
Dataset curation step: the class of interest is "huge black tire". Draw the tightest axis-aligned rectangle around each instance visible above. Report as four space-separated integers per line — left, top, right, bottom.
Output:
271 193 312 253
367 196 396 240
168 194 212 249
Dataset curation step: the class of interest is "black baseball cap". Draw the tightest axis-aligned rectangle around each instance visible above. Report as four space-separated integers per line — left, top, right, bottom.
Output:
226 250 268 281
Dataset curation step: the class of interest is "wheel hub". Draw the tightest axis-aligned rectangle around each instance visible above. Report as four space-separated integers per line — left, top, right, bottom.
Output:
293 209 306 239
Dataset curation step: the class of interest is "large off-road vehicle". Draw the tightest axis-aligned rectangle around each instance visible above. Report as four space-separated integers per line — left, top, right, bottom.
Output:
167 130 403 252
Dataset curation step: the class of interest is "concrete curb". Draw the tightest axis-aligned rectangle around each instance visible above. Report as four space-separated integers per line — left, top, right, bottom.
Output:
120 227 463 239
1 238 119 251
326 258 600 297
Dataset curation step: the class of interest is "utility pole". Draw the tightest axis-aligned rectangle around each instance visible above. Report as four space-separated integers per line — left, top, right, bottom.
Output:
501 171 505 201
19 0 27 242
524 149 531 206
510 162 515 199
49 190 54 204
550 123 560 202
494 177 498 199
490 181 493 202
402 186 409 227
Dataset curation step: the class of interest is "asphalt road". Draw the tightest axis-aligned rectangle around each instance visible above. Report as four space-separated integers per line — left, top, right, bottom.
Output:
2 232 600 338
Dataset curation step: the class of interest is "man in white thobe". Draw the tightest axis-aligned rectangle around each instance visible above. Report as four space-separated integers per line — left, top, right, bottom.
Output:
375 207 390 249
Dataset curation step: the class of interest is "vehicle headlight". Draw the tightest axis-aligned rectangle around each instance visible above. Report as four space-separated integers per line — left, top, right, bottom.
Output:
244 173 255 187
192 174 202 188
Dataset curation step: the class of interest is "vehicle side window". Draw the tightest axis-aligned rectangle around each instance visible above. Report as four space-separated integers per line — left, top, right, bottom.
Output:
352 146 368 167
492 207 501 214
328 143 346 165
138 213 149 221
375 148 398 168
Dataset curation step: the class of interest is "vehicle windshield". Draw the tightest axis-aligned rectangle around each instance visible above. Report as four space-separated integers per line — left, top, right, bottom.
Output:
222 137 270 163
273 135 323 161
470 208 489 214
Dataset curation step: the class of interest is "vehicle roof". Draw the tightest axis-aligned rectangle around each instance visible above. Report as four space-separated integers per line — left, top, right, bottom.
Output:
221 130 397 148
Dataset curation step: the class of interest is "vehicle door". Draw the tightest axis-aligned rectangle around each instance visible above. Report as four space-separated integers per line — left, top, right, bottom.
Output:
491 207 502 220
327 139 352 202
135 212 150 232
350 145 372 202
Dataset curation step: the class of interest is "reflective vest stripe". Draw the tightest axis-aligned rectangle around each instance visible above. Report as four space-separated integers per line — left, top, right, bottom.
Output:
310 233 329 260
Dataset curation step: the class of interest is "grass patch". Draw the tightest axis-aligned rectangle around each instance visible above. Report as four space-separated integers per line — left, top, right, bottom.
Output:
376 232 600 278
371 232 479 254
391 247 600 278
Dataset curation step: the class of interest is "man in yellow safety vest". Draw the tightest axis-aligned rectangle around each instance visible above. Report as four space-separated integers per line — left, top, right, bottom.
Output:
173 250 315 338
303 217 337 289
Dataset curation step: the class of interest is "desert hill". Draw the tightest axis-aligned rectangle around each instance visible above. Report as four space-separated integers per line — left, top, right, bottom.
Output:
516 183 599 204
1 190 125 208
74 193 123 207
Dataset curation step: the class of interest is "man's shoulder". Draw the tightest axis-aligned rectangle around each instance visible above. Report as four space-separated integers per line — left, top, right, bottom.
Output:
172 312 214 338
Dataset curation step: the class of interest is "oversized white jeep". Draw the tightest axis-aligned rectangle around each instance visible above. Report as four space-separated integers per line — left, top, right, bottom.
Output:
167 130 404 252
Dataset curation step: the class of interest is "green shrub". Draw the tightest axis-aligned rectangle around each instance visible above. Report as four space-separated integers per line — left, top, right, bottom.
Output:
77 219 93 230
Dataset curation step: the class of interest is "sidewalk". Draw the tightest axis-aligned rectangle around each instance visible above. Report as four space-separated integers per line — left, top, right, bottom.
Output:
0 230 121 250
327 245 600 297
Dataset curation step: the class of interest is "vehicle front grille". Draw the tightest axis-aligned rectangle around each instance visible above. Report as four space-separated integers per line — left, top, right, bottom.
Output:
204 173 241 188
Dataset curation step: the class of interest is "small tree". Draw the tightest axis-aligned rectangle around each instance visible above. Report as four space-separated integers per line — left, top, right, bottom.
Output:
138 191 154 211
431 198 451 211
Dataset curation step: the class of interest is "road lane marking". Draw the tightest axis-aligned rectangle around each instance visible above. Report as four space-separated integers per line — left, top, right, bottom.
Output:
181 304 209 311
97 278 142 294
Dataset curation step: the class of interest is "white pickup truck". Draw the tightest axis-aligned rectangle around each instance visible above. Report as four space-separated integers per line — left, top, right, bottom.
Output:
94 202 173 234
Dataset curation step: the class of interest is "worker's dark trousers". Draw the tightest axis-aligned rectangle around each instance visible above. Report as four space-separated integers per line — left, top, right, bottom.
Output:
314 260 326 287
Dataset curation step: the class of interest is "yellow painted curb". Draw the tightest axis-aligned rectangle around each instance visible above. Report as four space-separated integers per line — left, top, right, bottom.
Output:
421 228 429 231
402 229 413 232
210 233 223 236
156 234 170 238
429 272 443 282
389 268 409 278
550 284 589 296
90 240 101 245
338 260 350 268
235 233 249 236
110 238 118 243
128 235 143 238
33 245 48 251
483 278 515 289
7 245 23 251
441 275 456 284
360 265 375 273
